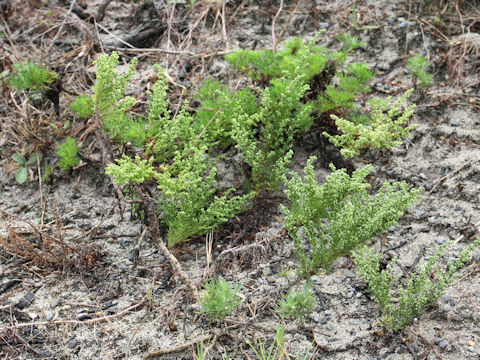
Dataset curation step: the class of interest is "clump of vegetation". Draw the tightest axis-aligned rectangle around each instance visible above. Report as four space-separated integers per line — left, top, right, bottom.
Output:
56 137 80 171
6 61 57 92
102 57 253 246
353 239 480 331
277 285 317 323
71 95 94 119
407 54 433 88
281 157 422 274
324 89 417 158
11 152 38 184
198 279 242 320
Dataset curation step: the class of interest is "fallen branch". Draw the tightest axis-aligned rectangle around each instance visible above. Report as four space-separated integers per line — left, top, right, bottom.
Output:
142 333 213 359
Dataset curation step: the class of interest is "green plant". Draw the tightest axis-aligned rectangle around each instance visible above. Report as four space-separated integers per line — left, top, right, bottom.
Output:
277 285 316 323
281 157 422 274
11 152 38 184
6 61 57 92
247 324 287 360
56 137 80 170
353 239 480 331
231 70 313 190
71 95 95 118
324 89 417 158
198 279 242 321
406 54 433 88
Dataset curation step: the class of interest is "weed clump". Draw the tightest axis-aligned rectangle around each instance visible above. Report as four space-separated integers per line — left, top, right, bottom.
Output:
7 61 57 92
56 137 80 171
281 157 422 274
198 279 242 320
353 239 480 331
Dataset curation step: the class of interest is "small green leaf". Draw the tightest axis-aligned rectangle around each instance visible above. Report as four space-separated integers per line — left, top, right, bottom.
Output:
15 167 28 184
12 153 26 165
26 152 39 165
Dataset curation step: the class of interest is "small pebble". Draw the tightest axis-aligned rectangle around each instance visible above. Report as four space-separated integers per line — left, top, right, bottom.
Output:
324 310 333 316
17 292 35 310
333 277 341 284
345 271 355 279
250 270 260 278
467 346 475 353
450 119 460 126
376 82 383 88
286 270 297 283
399 21 409 28
320 22 330 29
442 304 451 312
412 341 419 353
435 337 443 345
326 323 335 331
67 339 78 349
312 313 320 323
320 315 328 324
46 314 54 321
347 290 355 298
419 173 427 180
159 255 168 264
443 294 452 303
356 292 363 298
439 341 448 349
435 238 446 245
310 275 322 285
415 210 425 217
389 226 397 232
388 17 396 25
454 205 462 211
77 313 92 321
257 278 264 284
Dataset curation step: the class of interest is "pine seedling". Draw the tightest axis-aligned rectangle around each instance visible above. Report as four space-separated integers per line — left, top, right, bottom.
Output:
353 239 480 332
407 54 433 88
277 285 316 323
7 61 57 92
198 279 242 321
324 89 417 158
56 137 80 171
12 152 38 184
281 157 422 274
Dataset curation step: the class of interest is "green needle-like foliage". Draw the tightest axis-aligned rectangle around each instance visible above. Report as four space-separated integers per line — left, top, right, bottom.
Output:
56 137 80 171
407 54 433 88
277 285 316 323
198 279 242 321
353 239 480 331
281 157 422 274
324 89 417 158
7 61 57 92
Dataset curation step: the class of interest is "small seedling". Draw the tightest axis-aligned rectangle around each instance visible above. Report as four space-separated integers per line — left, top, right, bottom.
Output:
277 285 316 323
71 95 94 119
407 54 433 88
7 61 57 92
353 239 480 331
12 152 38 184
198 279 242 321
56 137 80 171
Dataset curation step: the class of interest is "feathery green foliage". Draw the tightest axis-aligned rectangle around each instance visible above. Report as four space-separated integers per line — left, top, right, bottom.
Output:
56 137 80 171
353 239 480 331
71 95 94 119
407 54 433 88
198 279 242 320
7 61 57 92
277 285 316 323
104 64 253 246
324 89 417 158
281 157 422 274
231 72 313 190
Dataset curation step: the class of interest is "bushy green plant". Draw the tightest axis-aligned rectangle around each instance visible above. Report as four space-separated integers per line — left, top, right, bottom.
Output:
194 79 259 147
105 65 253 246
7 61 57 92
317 62 373 113
353 239 480 331
11 152 38 184
231 70 313 190
92 52 139 142
56 137 80 170
71 95 94 119
406 54 433 88
281 157 422 274
277 285 316 323
198 279 242 320
324 89 417 158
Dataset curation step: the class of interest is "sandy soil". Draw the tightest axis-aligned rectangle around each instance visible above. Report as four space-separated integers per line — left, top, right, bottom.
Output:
1 0 480 359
